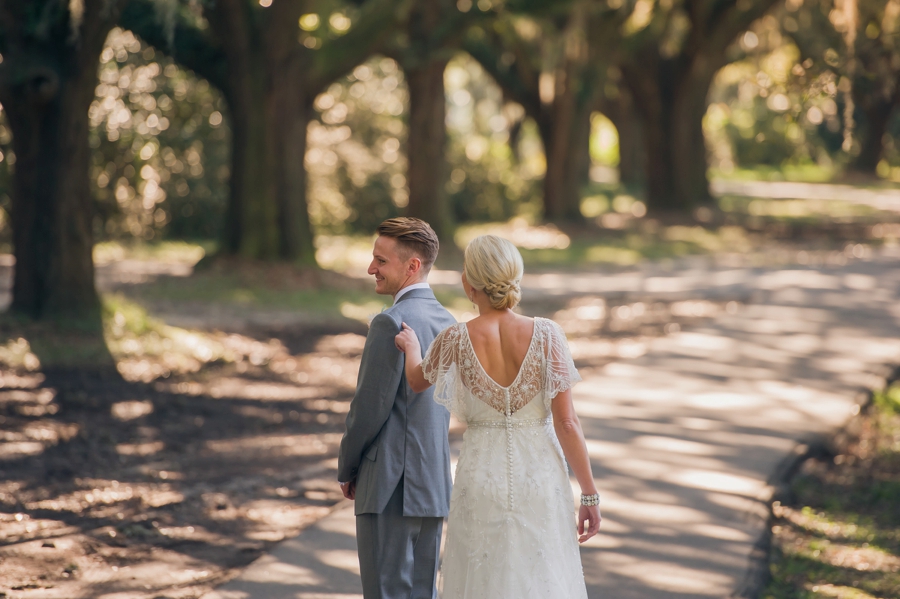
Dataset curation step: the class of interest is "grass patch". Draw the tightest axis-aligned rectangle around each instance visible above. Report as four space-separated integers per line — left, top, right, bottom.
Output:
94 240 213 264
0 312 115 369
103 294 234 374
452 218 759 269
718 195 885 224
874 385 900 414
763 383 900 599
711 164 838 183
129 266 382 317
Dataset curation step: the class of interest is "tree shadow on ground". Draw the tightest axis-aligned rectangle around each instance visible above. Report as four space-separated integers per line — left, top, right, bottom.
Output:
0 318 364 597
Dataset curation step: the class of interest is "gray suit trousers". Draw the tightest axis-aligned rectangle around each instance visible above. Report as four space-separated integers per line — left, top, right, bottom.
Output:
356 477 443 599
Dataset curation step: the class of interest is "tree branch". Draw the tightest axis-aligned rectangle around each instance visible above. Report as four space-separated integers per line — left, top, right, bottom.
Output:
306 0 409 94
462 24 543 121
120 0 229 92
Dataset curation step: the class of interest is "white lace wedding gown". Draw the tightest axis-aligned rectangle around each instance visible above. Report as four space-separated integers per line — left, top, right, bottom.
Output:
422 317 588 599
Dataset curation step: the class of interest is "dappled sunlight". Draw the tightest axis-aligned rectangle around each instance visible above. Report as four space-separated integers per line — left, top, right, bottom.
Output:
0 384 77 462
596 554 737 595
3 235 900 597
111 399 154 420
209 503 364 598
688 392 768 410
633 434 720 456
316 235 378 275
0 320 359 597
712 180 900 213
601 493 712 526
317 549 364 574
665 469 765 496
0 338 41 371
559 248 900 596
758 269 842 290
674 416 722 431
206 433 342 459
692 522 753 542
116 440 164 456
456 218 571 250
585 438 629 459
202 378 341 402
240 560 324 585
674 331 735 352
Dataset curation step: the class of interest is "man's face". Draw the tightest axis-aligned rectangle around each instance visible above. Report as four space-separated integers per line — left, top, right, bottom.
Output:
368 236 415 296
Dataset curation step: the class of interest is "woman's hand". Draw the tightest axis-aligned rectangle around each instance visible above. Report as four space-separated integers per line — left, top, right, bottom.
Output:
577 504 601 543
395 322 421 356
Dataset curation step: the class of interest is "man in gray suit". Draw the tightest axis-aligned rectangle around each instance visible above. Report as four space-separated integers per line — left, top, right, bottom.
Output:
338 217 456 599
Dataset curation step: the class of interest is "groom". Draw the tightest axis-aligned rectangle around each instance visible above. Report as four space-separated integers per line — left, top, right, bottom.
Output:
338 217 456 599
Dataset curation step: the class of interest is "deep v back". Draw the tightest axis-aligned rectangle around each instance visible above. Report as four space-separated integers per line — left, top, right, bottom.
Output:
459 319 544 416
463 319 536 388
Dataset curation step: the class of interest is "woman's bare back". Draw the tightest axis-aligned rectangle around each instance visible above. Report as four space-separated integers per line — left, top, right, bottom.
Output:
464 313 536 387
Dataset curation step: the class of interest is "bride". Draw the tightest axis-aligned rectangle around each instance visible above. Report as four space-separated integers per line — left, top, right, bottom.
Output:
394 234 600 598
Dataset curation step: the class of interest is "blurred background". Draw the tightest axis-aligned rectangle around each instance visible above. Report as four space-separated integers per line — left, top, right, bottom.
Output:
1 0 900 325
1 1 900 597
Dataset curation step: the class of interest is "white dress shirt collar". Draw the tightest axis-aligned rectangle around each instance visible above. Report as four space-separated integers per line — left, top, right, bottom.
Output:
393 282 431 304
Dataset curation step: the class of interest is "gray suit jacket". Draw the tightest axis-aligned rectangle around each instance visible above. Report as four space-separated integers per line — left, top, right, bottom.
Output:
338 287 457 517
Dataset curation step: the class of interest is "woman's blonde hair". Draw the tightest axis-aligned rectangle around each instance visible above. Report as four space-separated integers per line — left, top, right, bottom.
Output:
464 235 524 310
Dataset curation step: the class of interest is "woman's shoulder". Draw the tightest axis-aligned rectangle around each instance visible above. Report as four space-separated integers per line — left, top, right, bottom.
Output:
533 317 568 343
435 321 466 342
532 315 562 332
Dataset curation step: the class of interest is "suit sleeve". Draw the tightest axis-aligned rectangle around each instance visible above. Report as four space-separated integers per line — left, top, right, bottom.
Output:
337 312 404 483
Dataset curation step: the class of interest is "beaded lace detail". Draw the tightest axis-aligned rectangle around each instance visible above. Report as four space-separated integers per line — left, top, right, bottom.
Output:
425 317 589 599
466 417 551 429
422 317 580 419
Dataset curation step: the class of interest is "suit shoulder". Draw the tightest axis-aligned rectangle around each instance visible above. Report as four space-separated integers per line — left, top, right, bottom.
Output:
370 310 401 331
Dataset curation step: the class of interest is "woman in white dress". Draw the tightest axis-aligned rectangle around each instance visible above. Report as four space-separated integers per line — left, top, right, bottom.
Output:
395 234 600 599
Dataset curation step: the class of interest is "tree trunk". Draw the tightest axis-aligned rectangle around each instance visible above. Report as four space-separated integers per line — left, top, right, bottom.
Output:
405 57 452 242
3 71 100 322
541 106 593 222
541 68 594 222
670 68 714 208
274 86 317 265
624 59 713 213
599 89 644 187
209 2 282 260
850 96 895 174
0 1 121 325
221 77 281 259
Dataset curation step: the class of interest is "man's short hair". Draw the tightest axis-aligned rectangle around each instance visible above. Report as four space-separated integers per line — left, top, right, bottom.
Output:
377 217 440 271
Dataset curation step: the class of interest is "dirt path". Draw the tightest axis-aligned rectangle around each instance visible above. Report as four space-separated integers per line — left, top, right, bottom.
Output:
208 247 900 599
0 254 730 599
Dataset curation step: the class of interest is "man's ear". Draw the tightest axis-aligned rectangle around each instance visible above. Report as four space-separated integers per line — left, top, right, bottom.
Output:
408 256 423 275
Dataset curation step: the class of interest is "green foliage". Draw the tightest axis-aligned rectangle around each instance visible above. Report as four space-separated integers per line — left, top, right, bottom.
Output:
308 57 406 234
90 28 230 242
308 53 543 234
444 55 543 222
129 268 377 313
764 394 900 599
874 384 900 414
707 19 844 173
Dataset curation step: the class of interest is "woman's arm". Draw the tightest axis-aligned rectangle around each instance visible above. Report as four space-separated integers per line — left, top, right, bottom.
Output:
551 388 601 543
395 322 431 393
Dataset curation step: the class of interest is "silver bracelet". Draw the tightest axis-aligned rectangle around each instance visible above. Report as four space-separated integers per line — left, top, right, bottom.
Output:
581 493 600 506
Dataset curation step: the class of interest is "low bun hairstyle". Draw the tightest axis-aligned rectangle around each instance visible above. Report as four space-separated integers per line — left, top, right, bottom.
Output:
464 235 524 310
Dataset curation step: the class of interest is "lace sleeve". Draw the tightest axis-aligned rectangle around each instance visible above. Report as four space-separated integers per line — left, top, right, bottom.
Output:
421 324 465 418
543 319 581 408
